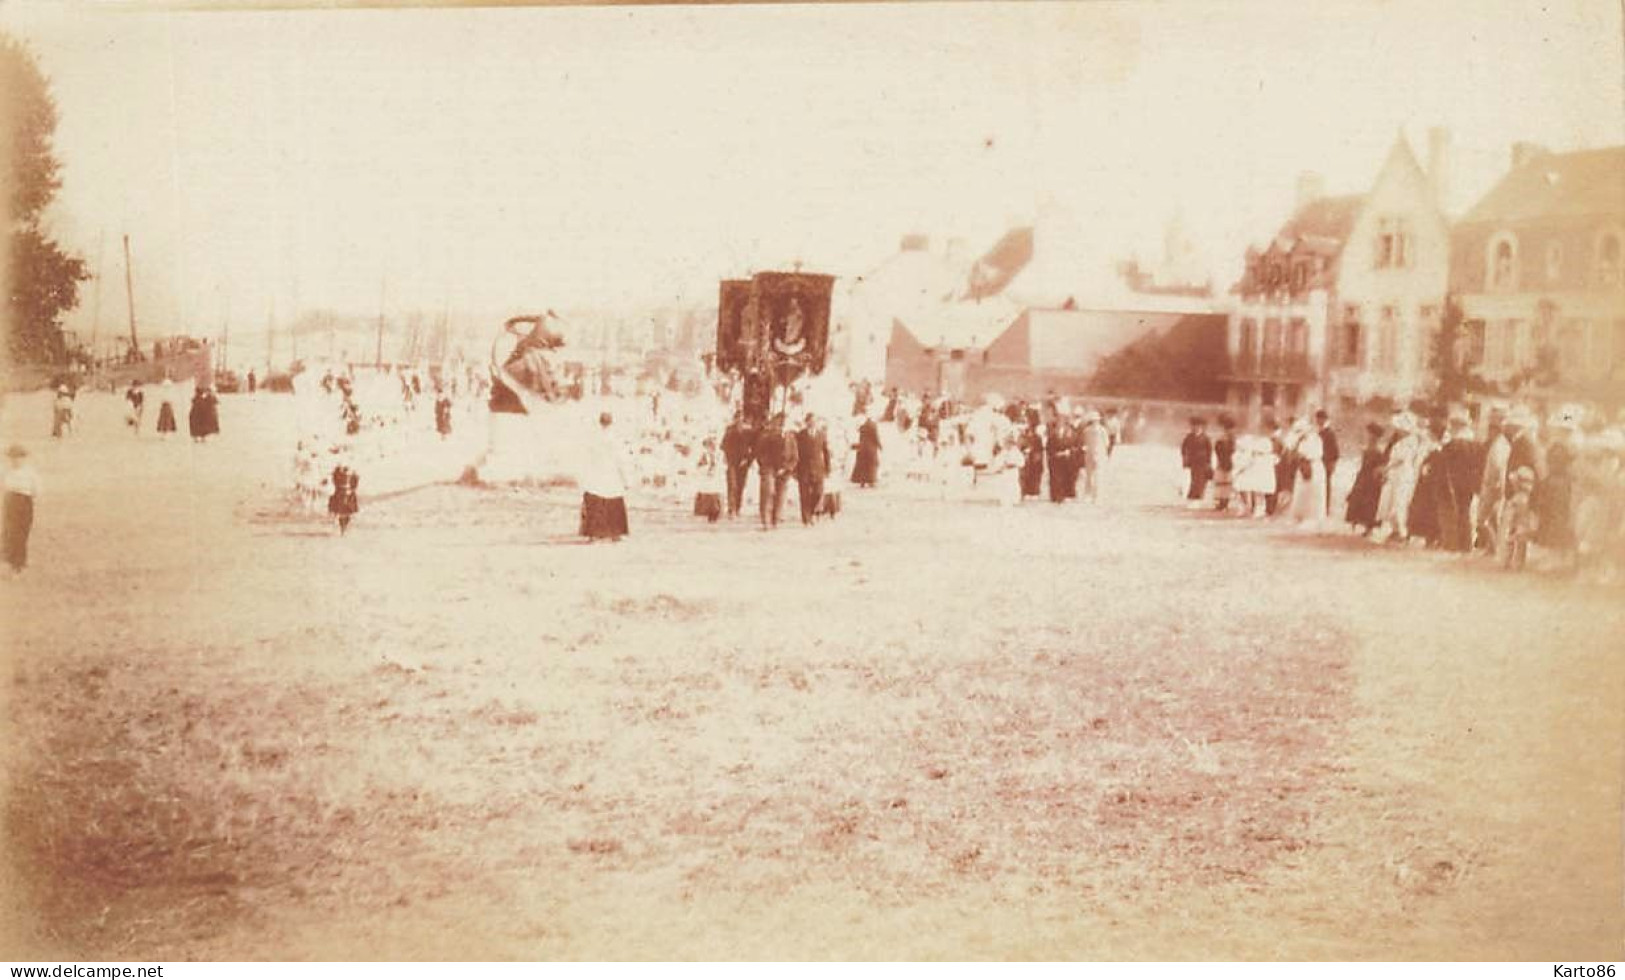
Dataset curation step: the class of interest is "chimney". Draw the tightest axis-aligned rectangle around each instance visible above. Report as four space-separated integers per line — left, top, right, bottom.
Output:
1426 126 1451 210
1295 171 1326 212
1511 141 1550 171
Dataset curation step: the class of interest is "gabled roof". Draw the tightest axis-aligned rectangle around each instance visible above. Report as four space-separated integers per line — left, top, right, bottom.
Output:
851 246 967 310
963 227 1035 301
1275 193 1365 246
897 294 1022 351
1459 146 1625 226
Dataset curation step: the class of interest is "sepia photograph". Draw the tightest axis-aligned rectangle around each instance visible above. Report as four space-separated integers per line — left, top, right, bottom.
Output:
1 0 1622 963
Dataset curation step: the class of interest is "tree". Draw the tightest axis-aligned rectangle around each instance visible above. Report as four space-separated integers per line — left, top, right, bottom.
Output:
1506 298 1561 395
2 34 88 367
1427 293 1486 405
1089 314 1228 402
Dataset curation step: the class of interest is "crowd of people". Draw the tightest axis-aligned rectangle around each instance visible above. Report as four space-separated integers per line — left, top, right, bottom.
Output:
1175 402 1625 581
289 363 488 533
9 359 1622 581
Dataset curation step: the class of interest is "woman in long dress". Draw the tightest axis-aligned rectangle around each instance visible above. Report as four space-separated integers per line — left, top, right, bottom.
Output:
850 414 881 488
189 385 221 442
3 444 40 574
1288 423 1327 526
580 412 630 541
1536 416 1580 568
1344 423 1386 533
1017 420 1045 500
1407 424 1448 547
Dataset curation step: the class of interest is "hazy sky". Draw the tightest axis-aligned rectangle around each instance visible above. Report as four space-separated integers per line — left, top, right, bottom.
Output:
3 0 1622 346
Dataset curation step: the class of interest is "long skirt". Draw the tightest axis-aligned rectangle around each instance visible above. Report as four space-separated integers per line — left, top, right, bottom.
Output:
580 492 629 539
1377 473 1418 537
1536 479 1577 550
156 402 177 433
1019 460 1044 498
851 446 879 486
1345 463 1382 529
3 492 34 571
1290 462 1327 523
189 404 219 439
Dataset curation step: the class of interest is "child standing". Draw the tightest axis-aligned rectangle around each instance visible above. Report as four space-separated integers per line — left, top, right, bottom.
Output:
125 381 146 433
155 379 178 437
1502 466 1538 571
328 461 360 535
3 444 41 574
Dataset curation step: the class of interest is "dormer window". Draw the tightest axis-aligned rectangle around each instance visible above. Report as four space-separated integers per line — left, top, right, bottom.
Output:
1597 231 1622 286
1488 233 1518 291
1375 217 1411 269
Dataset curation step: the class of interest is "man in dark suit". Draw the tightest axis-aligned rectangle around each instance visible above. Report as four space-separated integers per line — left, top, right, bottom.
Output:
721 411 755 518
1181 416 1213 506
1316 409 1340 514
755 415 799 529
795 414 832 525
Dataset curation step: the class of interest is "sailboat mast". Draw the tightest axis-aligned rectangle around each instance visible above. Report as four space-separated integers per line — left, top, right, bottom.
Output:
88 230 105 361
375 278 387 369
122 234 139 357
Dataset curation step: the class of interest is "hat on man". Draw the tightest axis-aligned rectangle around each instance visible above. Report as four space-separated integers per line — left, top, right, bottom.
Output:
5 443 27 459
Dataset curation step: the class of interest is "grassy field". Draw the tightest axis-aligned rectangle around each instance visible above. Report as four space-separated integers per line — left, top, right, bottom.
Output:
2 391 1621 960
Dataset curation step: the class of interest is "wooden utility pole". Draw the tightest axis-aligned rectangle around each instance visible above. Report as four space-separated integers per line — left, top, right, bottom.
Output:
122 234 139 356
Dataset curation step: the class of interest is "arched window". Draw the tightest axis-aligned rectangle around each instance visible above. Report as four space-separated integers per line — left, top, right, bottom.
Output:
1488 234 1518 290
1596 231 1622 286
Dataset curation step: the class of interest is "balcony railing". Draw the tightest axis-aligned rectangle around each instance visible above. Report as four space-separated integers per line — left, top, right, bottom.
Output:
1224 350 1316 381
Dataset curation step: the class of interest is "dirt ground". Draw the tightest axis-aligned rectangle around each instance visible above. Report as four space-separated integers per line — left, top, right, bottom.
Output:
2 390 1621 960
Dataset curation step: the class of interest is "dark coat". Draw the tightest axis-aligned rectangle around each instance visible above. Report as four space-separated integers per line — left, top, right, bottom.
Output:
188 390 220 438
1345 445 1384 529
1018 428 1045 497
1439 437 1481 551
851 419 881 485
796 428 830 482
1180 432 1213 473
722 422 754 465
1319 425 1340 470
1409 445 1447 546
1536 441 1577 549
754 427 791 472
